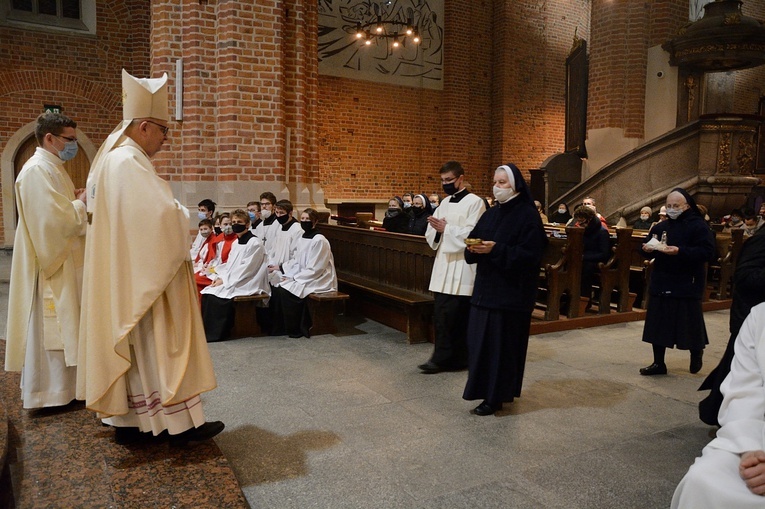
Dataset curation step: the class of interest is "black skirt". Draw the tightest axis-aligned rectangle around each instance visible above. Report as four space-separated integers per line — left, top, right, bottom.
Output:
462 306 532 405
641 295 709 350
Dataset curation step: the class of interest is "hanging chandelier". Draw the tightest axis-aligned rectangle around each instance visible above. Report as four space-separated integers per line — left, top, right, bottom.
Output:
353 2 420 49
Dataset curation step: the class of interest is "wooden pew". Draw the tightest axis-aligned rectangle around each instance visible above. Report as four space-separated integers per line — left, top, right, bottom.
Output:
596 227 634 313
317 224 435 344
709 229 744 299
539 226 585 320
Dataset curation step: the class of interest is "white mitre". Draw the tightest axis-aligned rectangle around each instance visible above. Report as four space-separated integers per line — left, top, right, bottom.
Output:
86 69 169 214
122 69 169 121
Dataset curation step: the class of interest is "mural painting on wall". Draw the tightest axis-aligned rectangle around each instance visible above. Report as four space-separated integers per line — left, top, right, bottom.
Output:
318 0 444 90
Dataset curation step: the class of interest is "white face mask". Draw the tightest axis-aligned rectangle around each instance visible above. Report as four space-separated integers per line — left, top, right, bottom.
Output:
493 185 518 204
558 208 566 214
261 209 271 219
666 208 683 220
640 214 650 221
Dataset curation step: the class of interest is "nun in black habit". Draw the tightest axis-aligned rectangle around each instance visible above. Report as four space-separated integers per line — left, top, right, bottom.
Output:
639 188 716 376
462 164 548 416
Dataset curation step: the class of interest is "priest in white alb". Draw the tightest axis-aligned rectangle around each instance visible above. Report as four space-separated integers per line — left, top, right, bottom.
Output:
77 69 223 446
5 112 87 409
671 302 765 508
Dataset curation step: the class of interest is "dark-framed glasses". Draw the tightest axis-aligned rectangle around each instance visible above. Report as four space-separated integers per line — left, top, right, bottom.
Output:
145 120 169 136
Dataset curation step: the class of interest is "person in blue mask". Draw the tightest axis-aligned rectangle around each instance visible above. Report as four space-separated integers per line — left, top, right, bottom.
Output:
5 111 87 409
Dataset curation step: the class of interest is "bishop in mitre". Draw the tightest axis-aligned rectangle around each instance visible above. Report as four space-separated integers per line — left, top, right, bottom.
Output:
77 70 223 445
5 112 87 409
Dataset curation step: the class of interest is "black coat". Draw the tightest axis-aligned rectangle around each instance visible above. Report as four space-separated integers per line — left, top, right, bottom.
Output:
583 219 611 264
464 196 548 312
382 211 410 233
407 207 431 236
641 209 715 298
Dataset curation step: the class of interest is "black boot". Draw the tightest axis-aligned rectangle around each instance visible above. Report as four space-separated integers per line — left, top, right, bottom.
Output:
690 350 703 374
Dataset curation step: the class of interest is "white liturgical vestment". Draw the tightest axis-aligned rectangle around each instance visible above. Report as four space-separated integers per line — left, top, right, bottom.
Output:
278 233 338 299
671 302 765 508
77 136 216 425
425 191 485 296
5 147 87 408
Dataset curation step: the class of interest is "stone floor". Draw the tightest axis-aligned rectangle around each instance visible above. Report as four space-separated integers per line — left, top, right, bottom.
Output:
0 246 731 508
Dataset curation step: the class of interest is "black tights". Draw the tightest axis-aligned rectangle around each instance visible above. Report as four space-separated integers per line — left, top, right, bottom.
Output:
652 345 702 364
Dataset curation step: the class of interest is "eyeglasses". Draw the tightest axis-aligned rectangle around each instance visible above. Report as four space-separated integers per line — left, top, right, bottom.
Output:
145 120 169 136
260 202 272 207
441 176 458 184
54 134 77 143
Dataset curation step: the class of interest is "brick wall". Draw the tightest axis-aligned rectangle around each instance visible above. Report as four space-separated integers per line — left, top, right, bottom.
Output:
0 1 150 245
318 0 589 200
492 0 591 179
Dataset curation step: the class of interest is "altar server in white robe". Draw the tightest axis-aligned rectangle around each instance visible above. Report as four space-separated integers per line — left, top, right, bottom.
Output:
671 302 765 508
5 112 87 408
267 199 304 268
77 69 222 446
419 161 486 374
270 208 337 338
201 209 269 341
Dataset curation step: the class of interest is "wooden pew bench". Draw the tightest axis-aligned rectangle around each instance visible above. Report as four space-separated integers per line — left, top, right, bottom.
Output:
337 272 433 343
595 227 635 314
230 293 269 339
319 224 435 344
537 226 584 320
230 291 351 339
307 291 350 335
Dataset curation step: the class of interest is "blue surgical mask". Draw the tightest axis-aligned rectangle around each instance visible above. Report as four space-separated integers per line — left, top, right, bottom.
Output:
58 140 78 161
248 211 257 222
197 211 207 220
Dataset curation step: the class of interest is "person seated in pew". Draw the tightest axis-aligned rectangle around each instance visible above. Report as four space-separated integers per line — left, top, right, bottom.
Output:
247 200 262 232
548 202 572 224
573 205 611 305
197 213 236 293
568 197 608 228
534 200 548 223
200 209 269 342
268 199 303 267
192 219 217 298
212 213 223 236
723 208 745 233
743 207 764 238
633 206 653 230
671 303 765 508
254 191 278 248
408 194 433 235
269 208 338 338
382 196 410 233
190 198 216 260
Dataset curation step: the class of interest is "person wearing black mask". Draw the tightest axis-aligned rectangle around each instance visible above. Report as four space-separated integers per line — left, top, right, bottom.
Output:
382 196 410 233
407 194 433 235
270 208 338 338
267 199 303 268
418 161 486 374
200 209 269 342
639 188 716 376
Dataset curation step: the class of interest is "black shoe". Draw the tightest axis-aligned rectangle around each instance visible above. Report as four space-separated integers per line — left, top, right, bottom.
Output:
639 363 667 376
114 426 147 445
690 351 703 374
473 401 501 416
419 361 446 374
169 421 225 447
